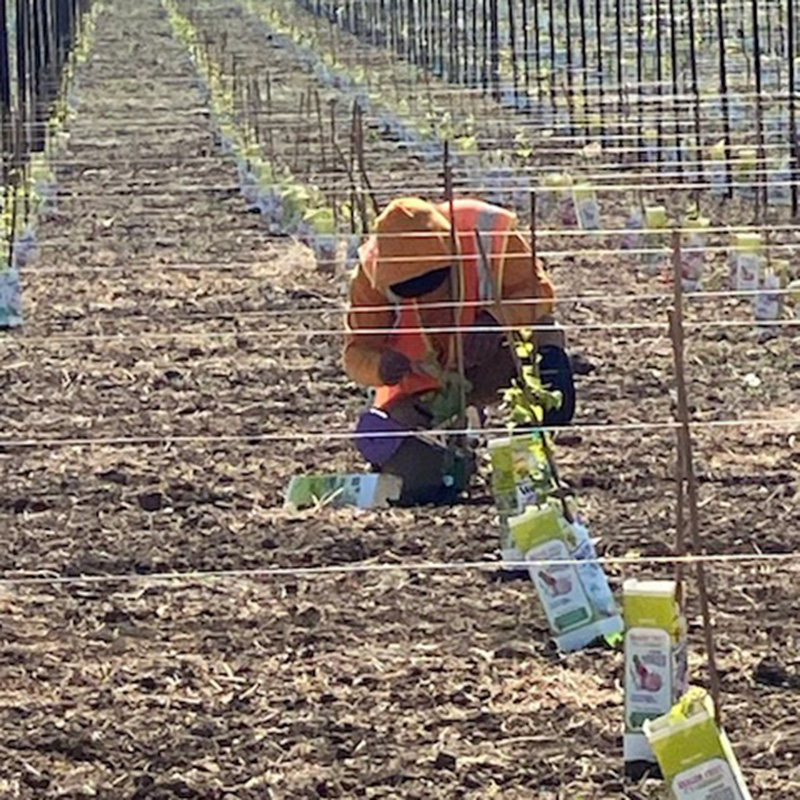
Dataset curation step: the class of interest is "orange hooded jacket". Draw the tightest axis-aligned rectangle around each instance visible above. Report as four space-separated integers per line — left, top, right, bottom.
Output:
343 197 555 390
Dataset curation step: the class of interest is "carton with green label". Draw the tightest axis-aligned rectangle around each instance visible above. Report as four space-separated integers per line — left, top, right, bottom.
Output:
509 503 623 652
489 434 555 558
644 688 752 799
623 579 689 769
284 473 402 510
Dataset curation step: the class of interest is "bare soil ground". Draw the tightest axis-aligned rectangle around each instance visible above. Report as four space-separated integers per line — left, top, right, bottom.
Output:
0 0 798 797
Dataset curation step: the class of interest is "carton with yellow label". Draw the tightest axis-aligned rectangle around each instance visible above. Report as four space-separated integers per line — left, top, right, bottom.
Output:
509 503 623 652
681 214 710 293
709 140 728 196
644 688 752 799
735 148 757 200
730 233 763 292
624 579 689 769
572 183 601 231
643 206 669 275
489 434 555 558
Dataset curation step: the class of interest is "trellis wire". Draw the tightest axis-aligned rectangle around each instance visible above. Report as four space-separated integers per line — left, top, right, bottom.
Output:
3 551 800 591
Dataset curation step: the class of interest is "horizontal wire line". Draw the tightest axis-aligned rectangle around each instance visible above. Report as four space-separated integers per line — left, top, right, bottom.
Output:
22 241 800 261
15 148 799 172
2 551 800 590
2 319 798 349
1 418 797 451
20 170 800 197
18 177 800 196
5 289 789 319
27 223 800 246
15 107 796 128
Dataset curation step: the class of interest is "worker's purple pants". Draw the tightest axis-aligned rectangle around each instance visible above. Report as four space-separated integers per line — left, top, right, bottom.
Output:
353 344 516 470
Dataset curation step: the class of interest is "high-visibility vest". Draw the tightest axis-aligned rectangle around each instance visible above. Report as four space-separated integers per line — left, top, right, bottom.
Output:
367 199 516 410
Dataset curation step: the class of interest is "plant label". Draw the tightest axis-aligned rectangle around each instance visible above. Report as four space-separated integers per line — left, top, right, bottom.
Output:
510 504 624 652
284 473 402 510
644 688 752 799
623 579 688 767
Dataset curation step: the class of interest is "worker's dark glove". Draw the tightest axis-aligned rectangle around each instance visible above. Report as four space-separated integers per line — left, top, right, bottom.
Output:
378 349 413 385
464 310 506 368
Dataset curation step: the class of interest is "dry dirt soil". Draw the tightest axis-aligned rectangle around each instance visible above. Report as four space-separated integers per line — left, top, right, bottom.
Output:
1 0 799 798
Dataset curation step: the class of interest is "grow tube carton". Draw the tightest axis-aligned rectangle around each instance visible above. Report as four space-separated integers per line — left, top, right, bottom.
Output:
708 141 728 196
643 206 669 276
488 434 555 559
681 214 710 293
643 688 752 799
284 473 402 510
623 579 688 773
508 503 623 652
730 233 763 293
572 183 601 231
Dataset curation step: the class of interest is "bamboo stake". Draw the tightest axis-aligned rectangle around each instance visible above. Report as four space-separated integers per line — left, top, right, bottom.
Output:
461 0 469 81
508 0 519 107
250 78 262 147
668 0 681 179
520 0 530 103
565 0 574 136
656 0 664 175
671 234 687 602
716 0 733 198
578 0 589 139
352 101 377 227
481 0 489 91
489 0 500 99
752 0 767 217
314 88 327 175
668 232 723 724
687 0 704 186
594 0 604 142
293 91 306 173
443 141 467 442
265 73 275 174
636 0 644 164
547 0 556 112
532 0 541 101
790 0 799 216
616 0 623 147
356 105 380 216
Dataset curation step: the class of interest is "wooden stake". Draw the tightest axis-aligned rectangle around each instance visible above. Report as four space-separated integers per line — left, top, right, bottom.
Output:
293 91 306 174
444 141 467 441
788 0 798 217
314 88 327 174
687 0 704 185
251 78 262 146
671 233 687 602
265 73 276 174
354 102 380 217
752 0 767 216
668 232 724 724
716 0 733 198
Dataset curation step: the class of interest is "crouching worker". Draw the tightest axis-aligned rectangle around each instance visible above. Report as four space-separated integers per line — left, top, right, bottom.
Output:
344 197 574 506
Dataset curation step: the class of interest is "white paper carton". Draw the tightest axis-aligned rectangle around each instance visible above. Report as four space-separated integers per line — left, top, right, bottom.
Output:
284 473 402 510
510 504 624 652
623 579 688 767
644 688 752 799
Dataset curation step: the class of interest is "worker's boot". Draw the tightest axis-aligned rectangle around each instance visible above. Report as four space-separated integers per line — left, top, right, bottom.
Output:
381 435 474 506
